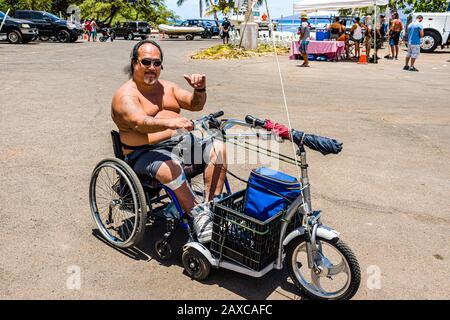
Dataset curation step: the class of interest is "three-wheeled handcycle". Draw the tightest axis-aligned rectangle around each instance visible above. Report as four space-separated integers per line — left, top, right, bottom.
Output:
89 111 361 300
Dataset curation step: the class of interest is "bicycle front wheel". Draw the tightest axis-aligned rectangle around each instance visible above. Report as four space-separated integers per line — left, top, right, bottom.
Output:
286 236 361 300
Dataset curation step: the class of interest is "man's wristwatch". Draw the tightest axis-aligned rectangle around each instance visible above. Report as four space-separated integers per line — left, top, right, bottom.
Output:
194 87 206 92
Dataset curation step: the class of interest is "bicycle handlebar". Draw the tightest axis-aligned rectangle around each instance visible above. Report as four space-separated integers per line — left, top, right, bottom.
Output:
211 110 224 119
192 110 224 127
245 114 343 155
245 115 266 127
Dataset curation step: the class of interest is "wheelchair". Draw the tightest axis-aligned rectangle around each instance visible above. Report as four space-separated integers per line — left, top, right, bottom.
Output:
89 112 230 261
89 112 361 299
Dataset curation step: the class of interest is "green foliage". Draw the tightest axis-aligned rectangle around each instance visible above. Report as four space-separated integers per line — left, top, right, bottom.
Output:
390 0 448 13
0 0 51 12
337 0 448 16
0 0 176 26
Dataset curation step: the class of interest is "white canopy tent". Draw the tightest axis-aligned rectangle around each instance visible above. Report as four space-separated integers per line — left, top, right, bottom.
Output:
293 0 389 62
293 0 388 12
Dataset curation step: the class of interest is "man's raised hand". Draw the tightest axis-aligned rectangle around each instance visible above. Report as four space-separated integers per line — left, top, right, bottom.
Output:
183 74 206 90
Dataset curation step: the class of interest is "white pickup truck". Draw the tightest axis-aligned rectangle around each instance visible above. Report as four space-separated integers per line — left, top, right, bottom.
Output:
413 1 450 52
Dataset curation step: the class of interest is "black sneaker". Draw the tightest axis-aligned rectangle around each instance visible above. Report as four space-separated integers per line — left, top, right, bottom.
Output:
409 66 419 72
403 65 410 70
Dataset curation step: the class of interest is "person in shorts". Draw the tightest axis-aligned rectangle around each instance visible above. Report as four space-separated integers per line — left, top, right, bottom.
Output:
404 15 424 72
297 13 310 67
350 17 363 58
221 17 231 44
386 12 403 60
111 40 227 242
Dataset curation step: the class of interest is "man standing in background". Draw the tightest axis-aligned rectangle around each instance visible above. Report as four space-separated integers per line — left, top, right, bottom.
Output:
221 17 231 45
297 13 310 67
404 15 424 72
386 12 403 60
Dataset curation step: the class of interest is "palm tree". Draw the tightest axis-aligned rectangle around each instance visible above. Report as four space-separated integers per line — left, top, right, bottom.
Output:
176 0 219 21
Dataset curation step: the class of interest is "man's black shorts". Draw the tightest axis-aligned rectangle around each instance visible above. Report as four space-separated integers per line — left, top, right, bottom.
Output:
390 31 401 46
124 133 216 180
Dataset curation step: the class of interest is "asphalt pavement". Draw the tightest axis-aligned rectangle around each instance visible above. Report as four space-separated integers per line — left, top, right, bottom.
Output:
0 38 449 299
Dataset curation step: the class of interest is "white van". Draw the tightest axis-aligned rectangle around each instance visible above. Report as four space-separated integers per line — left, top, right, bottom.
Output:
413 1 450 52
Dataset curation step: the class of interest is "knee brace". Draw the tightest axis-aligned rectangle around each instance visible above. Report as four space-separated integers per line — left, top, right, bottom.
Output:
164 172 187 191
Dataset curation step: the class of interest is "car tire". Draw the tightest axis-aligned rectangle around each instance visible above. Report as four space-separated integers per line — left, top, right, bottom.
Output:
202 31 212 39
185 34 194 41
7 30 22 44
127 32 134 40
421 30 440 53
57 29 71 43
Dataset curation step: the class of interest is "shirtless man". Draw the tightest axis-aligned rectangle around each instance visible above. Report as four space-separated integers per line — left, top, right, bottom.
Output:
111 40 227 241
386 12 403 60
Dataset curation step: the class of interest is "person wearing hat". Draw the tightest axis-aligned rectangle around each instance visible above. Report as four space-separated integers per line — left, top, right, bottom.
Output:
297 13 311 67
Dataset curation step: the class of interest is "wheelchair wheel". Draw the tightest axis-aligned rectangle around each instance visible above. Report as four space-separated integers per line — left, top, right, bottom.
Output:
89 158 147 248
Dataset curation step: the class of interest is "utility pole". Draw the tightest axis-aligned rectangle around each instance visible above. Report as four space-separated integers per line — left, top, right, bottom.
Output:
240 0 258 49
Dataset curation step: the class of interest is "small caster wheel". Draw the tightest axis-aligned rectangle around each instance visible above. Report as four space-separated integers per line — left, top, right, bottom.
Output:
182 248 211 281
155 239 172 260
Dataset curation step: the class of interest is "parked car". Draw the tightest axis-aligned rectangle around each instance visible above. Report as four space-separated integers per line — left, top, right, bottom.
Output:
110 21 151 40
0 10 38 44
185 19 220 38
14 10 82 42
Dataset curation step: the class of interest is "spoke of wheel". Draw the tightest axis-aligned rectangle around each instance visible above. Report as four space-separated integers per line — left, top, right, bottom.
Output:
113 206 132 239
98 173 114 199
96 178 112 196
104 167 115 187
96 203 111 216
328 259 347 277
97 205 109 221
311 270 325 293
95 195 114 203
103 169 117 198
119 184 132 199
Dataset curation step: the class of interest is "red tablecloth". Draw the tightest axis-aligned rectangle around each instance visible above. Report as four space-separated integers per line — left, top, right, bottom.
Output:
289 40 345 61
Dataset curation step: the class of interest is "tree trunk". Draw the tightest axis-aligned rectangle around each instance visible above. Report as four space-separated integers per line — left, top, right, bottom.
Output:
207 0 220 24
106 7 119 26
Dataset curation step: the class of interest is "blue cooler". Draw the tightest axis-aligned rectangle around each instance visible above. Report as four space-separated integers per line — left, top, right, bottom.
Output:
244 167 301 221
315 29 330 41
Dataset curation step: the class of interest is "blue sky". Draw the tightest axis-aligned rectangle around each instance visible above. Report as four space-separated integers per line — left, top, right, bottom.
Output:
164 0 295 20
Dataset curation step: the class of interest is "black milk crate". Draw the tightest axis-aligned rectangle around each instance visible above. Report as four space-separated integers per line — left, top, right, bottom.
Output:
210 190 302 271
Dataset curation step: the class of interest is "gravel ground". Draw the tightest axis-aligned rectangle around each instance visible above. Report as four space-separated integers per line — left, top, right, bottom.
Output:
0 37 449 300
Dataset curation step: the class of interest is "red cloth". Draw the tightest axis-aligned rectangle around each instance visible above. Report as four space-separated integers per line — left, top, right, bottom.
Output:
263 119 291 140
85 21 92 32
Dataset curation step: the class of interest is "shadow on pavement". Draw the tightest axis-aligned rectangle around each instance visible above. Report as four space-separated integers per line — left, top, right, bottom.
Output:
92 221 303 300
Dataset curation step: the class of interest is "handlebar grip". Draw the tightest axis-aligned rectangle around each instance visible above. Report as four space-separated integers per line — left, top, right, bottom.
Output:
210 110 224 118
245 115 266 127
